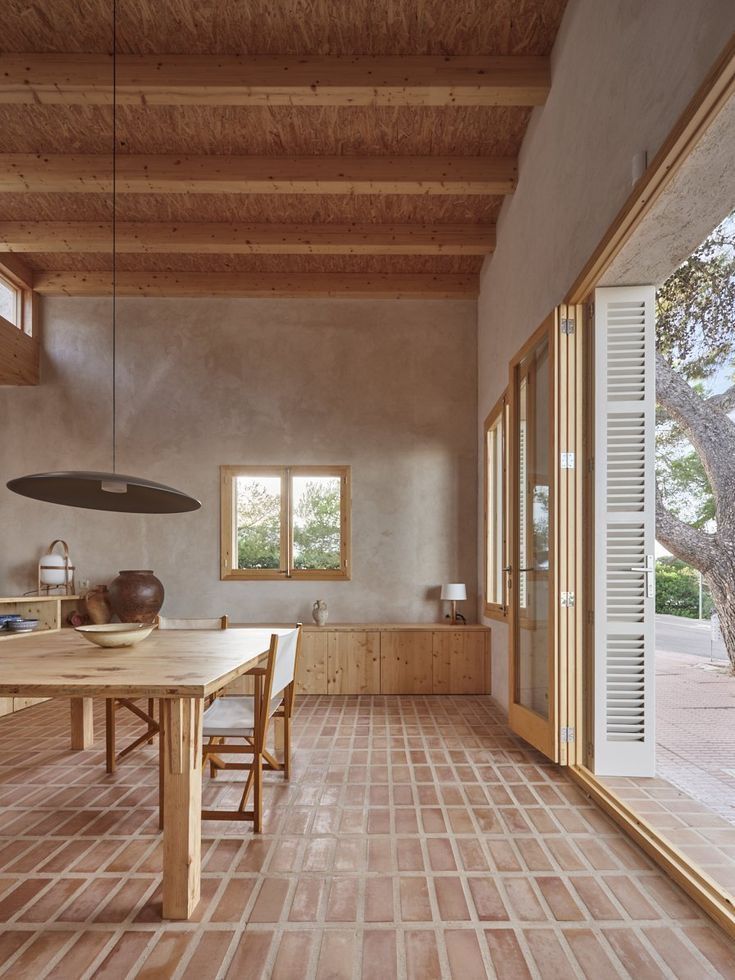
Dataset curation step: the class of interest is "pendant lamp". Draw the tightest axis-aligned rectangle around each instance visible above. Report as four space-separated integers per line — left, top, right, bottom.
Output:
6 1 200 516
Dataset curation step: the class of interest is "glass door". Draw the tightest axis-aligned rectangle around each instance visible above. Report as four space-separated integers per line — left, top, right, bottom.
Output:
508 315 558 760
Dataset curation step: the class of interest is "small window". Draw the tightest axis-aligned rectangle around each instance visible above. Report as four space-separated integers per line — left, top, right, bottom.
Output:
484 394 508 618
0 275 20 329
221 465 350 580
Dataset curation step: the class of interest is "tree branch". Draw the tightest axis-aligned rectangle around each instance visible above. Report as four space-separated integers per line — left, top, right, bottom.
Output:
706 383 735 413
656 482 718 572
656 353 735 524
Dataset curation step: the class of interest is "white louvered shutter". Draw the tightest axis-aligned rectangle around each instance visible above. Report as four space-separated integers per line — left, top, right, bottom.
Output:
593 286 656 776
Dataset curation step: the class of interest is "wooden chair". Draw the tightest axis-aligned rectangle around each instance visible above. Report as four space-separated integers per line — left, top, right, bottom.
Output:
104 614 228 775
202 624 302 832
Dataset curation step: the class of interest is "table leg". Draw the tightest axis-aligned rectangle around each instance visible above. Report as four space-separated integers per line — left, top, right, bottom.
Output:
161 697 203 920
70 698 94 749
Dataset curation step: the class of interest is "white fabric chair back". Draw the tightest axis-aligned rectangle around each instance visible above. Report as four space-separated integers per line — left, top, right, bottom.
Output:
270 627 300 699
158 616 227 630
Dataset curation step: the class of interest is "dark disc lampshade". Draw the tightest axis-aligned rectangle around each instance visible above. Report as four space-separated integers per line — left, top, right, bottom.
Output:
6 471 201 514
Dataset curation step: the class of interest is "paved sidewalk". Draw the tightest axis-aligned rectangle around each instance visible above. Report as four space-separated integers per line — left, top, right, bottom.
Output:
655 647 735 826
602 646 735 896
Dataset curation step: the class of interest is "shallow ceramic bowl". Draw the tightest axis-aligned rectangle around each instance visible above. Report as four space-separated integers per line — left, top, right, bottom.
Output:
75 623 155 648
7 619 39 632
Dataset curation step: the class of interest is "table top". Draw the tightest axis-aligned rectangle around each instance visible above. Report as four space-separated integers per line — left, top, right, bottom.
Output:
0 627 293 698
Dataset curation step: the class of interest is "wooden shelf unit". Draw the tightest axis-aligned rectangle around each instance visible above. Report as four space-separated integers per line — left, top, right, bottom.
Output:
0 595 81 716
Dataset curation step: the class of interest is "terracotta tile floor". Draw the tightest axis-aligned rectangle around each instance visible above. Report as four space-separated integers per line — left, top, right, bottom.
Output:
601 774 735 895
1 695 734 979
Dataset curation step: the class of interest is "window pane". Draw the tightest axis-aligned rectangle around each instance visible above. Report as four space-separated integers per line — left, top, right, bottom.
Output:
236 475 282 569
516 338 551 718
292 475 342 570
0 278 18 326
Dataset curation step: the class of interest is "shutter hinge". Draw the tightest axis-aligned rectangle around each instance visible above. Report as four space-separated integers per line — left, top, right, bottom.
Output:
561 317 575 335
586 609 594 625
560 726 575 743
560 452 575 470
586 301 595 322
587 456 595 473
561 591 575 608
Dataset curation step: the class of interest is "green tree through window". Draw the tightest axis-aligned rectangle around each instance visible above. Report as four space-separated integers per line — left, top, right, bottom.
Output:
236 476 281 569
222 466 350 580
292 476 342 570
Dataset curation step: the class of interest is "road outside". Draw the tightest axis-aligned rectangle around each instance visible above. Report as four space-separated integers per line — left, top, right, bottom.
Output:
656 613 727 660
655 614 735 825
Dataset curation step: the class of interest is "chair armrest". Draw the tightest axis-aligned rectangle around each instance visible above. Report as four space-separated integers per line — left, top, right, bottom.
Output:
246 666 267 676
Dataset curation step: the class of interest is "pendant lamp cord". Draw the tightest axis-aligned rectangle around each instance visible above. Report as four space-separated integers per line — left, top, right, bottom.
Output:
111 0 117 473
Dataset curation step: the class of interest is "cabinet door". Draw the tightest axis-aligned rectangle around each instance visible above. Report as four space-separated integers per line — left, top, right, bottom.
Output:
296 631 329 694
381 631 433 694
432 632 489 694
0 697 13 718
13 697 49 712
328 631 380 694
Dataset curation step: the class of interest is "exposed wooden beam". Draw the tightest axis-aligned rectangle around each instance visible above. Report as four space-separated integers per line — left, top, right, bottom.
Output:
34 271 478 299
0 220 496 256
0 253 34 289
0 54 550 107
0 154 516 196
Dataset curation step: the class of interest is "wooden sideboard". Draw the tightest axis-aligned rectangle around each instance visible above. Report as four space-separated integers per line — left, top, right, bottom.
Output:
234 623 491 696
0 595 81 717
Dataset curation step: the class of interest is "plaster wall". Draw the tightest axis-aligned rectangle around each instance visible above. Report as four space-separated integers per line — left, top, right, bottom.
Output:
478 0 735 710
1 296 478 624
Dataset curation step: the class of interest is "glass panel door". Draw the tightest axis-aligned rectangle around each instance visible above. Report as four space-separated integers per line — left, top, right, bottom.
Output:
509 315 558 760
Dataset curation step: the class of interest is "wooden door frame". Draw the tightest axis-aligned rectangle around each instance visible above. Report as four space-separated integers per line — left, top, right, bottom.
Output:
507 311 558 760
562 33 735 937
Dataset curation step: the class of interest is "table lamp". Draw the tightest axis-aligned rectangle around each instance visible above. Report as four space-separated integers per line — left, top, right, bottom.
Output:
441 583 467 624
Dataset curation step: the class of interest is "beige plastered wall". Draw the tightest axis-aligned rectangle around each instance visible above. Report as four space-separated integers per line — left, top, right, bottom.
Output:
478 0 735 711
0 296 478 624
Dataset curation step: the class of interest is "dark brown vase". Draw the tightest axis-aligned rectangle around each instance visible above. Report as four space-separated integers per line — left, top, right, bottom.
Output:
108 569 164 624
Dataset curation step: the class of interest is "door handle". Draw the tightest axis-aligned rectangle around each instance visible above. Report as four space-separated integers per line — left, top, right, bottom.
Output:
630 555 655 598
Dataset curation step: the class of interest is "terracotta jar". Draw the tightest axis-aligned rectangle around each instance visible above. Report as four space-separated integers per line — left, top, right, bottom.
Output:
84 584 112 625
108 570 164 624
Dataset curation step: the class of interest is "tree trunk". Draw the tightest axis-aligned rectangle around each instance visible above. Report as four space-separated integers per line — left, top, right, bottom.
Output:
656 355 735 671
704 568 735 668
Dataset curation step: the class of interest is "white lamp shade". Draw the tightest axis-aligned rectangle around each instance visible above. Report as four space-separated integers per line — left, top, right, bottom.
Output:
39 553 73 586
441 583 467 601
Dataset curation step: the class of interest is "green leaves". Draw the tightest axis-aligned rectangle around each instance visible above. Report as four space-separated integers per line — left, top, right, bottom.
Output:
655 558 713 619
656 213 735 378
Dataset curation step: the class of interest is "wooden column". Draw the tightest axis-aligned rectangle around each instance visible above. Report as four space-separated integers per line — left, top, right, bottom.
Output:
161 697 203 920
69 697 94 749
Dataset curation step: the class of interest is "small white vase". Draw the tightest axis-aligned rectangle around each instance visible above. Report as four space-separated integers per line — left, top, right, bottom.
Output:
312 599 328 627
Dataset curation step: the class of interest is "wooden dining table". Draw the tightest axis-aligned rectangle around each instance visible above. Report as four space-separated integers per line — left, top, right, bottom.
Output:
0 626 293 920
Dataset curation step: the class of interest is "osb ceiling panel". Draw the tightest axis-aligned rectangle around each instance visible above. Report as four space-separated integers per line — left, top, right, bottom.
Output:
0 105 530 156
0 193 503 225
21 252 483 275
1 0 567 56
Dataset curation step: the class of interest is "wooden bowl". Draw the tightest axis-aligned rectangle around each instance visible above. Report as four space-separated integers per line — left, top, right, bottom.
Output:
75 623 155 648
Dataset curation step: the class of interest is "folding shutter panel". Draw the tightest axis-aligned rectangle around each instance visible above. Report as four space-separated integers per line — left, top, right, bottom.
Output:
593 286 656 776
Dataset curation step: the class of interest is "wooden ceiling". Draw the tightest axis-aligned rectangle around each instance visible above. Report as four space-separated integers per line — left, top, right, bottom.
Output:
0 0 568 299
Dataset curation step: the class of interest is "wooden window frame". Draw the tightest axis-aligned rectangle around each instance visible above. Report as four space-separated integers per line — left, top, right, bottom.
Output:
220 464 351 581
483 392 508 620
0 258 34 337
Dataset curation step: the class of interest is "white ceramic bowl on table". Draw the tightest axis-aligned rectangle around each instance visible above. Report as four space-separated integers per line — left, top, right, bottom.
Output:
75 623 155 648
